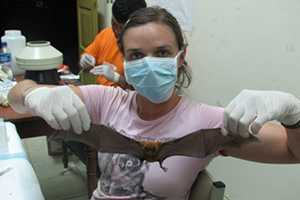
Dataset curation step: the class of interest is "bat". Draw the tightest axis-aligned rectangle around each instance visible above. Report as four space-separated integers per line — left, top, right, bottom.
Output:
51 124 259 170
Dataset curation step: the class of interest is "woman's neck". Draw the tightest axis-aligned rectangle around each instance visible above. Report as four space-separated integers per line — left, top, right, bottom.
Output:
136 93 181 121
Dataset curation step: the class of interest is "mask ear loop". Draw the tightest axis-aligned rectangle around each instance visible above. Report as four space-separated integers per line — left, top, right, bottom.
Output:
174 50 185 94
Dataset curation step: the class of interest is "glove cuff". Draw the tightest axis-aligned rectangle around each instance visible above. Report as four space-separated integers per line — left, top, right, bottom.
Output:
24 87 49 107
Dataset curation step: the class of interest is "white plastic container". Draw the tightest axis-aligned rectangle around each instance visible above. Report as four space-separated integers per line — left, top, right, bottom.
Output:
16 41 63 71
1 30 26 75
0 119 8 153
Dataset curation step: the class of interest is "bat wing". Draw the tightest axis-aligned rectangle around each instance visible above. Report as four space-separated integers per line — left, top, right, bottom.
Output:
157 128 259 162
50 124 144 159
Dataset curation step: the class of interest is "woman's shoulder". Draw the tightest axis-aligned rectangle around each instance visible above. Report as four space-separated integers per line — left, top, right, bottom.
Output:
179 97 224 128
181 97 224 113
79 85 135 104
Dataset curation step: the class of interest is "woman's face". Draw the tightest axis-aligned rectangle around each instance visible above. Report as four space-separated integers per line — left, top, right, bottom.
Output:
122 22 180 61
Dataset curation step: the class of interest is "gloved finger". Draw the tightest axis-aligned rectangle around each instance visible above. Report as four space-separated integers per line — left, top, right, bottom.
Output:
220 128 229 136
238 111 257 138
83 58 94 67
44 114 61 130
103 62 117 71
84 55 94 64
250 114 272 134
64 105 83 134
52 106 71 131
224 100 238 131
227 106 244 135
73 97 91 132
90 66 105 75
81 60 94 70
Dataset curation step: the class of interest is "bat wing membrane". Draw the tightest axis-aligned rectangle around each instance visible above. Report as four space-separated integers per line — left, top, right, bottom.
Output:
157 128 230 162
52 124 144 159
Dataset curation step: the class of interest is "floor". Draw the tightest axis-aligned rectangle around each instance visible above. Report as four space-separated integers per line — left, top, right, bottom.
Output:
22 136 89 200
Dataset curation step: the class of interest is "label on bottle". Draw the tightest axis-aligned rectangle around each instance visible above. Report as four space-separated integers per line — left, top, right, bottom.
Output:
0 52 11 63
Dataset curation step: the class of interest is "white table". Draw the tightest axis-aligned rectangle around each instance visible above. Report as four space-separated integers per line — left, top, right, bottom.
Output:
0 121 45 200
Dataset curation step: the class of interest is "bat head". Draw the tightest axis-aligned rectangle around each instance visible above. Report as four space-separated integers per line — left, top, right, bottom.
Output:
139 140 163 162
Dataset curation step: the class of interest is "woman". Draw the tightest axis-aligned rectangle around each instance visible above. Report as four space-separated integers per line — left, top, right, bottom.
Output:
8 7 300 200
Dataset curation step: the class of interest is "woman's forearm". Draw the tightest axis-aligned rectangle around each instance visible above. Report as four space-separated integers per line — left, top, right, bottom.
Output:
224 122 300 163
8 80 84 114
7 80 40 113
286 128 300 161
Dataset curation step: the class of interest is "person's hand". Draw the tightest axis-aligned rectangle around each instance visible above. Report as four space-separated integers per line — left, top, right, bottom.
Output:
24 86 91 134
223 89 300 137
80 53 96 71
89 63 120 82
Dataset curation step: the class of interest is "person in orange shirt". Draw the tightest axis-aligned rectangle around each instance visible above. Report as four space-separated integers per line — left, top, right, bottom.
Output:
80 0 147 87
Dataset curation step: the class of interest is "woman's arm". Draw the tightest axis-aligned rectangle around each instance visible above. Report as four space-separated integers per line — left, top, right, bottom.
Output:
223 122 300 163
7 80 90 134
8 80 84 113
222 89 300 164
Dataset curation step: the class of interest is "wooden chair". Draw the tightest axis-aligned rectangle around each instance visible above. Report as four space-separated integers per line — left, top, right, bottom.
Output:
62 70 99 197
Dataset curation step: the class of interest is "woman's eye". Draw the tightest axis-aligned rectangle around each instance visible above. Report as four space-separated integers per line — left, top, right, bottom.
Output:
156 50 171 57
127 52 144 61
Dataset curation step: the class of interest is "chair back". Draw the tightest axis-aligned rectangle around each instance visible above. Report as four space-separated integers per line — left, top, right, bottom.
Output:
189 170 225 200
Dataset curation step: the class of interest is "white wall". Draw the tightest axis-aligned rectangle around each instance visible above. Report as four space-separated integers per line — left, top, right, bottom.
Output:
186 0 300 105
97 0 112 28
185 0 300 200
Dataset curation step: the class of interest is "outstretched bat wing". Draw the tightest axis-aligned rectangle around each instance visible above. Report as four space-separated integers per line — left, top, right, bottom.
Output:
157 128 259 163
50 124 144 159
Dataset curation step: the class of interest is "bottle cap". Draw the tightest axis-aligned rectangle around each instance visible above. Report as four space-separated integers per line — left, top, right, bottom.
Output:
4 30 21 36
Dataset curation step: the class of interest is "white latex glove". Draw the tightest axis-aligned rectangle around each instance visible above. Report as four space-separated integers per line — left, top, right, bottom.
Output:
224 89 300 137
80 53 96 70
0 93 9 106
24 86 91 134
89 63 120 82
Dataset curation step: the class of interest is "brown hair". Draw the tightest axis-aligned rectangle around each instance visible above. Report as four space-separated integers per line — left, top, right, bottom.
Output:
118 6 192 89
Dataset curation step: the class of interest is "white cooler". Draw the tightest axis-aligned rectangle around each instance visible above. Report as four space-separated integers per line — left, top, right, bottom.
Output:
0 121 45 200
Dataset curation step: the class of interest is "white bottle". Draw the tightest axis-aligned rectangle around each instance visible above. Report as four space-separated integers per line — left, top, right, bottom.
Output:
1 30 26 75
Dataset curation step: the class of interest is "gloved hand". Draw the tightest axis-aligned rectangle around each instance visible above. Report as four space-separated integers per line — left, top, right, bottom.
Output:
223 89 300 137
24 86 91 134
80 53 96 71
89 63 120 82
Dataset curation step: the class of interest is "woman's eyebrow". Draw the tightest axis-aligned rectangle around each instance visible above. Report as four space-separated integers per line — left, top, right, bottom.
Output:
126 48 142 53
156 45 173 50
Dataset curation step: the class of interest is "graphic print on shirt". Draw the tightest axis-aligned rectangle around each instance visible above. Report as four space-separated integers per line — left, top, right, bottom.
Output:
98 152 166 199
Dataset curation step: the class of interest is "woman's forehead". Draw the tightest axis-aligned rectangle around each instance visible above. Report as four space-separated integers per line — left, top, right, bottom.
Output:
123 22 178 51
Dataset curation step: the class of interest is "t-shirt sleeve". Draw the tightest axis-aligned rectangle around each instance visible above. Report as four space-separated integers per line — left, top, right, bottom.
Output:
79 85 119 124
199 104 224 129
200 105 228 157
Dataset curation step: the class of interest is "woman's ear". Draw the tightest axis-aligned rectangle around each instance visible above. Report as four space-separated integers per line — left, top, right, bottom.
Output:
178 47 187 67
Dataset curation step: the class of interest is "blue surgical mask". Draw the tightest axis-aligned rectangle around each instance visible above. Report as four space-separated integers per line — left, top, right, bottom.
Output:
124 52 181 103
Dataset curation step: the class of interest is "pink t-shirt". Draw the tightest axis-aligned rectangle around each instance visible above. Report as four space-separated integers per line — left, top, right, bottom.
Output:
80 85 224 200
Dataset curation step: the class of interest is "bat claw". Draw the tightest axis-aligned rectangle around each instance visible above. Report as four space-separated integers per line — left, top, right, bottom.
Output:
159 161 168 172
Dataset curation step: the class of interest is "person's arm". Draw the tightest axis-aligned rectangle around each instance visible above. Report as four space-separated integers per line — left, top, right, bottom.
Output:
8 80 90 134
8 80 84 112
223 122 300 163
89 62 133 89
222 89 300 163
